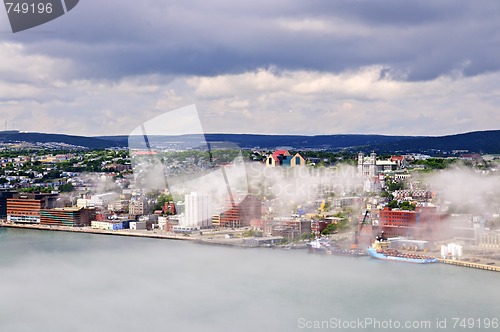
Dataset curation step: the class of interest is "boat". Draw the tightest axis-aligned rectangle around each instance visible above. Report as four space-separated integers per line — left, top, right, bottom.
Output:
367 233 438 264
307 238 367 257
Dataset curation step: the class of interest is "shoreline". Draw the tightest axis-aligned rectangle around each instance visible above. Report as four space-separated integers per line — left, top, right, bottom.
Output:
2 221 500 272
0 221 273 248
0 221 197 242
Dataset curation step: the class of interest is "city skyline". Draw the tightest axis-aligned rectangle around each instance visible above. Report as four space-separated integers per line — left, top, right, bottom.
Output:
1 1 500 136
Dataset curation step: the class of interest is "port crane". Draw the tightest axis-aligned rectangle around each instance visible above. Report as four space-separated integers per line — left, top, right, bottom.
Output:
351 210 369 249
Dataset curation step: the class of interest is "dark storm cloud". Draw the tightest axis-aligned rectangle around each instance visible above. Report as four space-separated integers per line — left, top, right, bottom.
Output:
4 0 500 81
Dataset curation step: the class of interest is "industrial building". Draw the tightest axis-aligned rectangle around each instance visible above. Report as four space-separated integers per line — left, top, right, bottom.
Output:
182 192 212 228
40 207 95 227
379 206 450 240
219 194 262 228
6 193 58 224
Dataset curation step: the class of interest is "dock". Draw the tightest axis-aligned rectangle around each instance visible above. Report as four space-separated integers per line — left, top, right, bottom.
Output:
0 222 197 242
438 258 500 272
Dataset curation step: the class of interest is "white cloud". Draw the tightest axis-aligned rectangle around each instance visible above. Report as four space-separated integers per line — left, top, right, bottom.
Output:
0 42 499 136
276 17 374 37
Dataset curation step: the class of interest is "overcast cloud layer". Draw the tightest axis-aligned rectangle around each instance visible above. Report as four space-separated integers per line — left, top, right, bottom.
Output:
1 0 499 136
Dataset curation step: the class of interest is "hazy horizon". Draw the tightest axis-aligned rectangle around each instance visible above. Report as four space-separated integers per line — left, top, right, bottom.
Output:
4 129 500 139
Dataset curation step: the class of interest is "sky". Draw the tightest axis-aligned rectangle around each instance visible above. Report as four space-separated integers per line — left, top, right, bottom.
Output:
1 0 500 136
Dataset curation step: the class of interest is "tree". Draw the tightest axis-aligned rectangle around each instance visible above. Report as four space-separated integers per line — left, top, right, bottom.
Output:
387 200 399 209
58 182 74 193
399 201 416 211
153 193 173 211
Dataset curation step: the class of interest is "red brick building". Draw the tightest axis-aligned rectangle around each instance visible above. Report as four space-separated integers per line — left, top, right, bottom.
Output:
220 194 262 228
379 206 449 240
7 193 58 224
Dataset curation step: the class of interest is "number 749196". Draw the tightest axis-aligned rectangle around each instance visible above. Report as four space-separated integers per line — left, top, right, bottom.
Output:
452 318 499 329
5 2 53 14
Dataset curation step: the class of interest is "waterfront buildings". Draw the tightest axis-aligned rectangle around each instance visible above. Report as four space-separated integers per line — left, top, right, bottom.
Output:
219 194 262 228
91 220 125 230
6 193 58 224
40 207 95 227
378 206 450 240
182 192 212 228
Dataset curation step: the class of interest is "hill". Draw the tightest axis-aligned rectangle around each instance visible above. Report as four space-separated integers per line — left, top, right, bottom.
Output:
98 133 416 150
367 130 500 154
0 131 120 149
2 130 499 154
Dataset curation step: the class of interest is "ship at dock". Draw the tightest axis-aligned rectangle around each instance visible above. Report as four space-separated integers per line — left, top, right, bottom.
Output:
367 233 438 264
307 238 367 257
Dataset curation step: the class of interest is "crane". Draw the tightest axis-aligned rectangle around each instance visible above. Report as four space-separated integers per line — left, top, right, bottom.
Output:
351 210 369 249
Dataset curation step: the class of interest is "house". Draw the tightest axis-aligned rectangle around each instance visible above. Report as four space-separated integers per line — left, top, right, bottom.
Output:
265 150 306 168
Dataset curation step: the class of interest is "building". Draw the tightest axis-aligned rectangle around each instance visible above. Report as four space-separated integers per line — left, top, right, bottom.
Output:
182 192 212 228
40 207 95 227
358 152 398 177
0 190 16 219
7 193 58 224
390 155 407 168
91 220 124 230
129 199 145 216
358 152 377 177
379 208 418 238
270 219 311 241
333 197 362 208
479 232 500 248
242 237 283 247
212 214 221 227
392 190 432 201
162 201 176 215
108 199 129 213
379 206 449 240
219 194 262 228
129 220 147 230
266 150 306 168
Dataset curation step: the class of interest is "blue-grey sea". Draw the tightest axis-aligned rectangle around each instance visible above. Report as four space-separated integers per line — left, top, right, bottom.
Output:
0 227 499 332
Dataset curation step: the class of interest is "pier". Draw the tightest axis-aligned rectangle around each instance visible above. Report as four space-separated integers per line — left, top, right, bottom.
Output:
438 258 500 272
0 221 197 242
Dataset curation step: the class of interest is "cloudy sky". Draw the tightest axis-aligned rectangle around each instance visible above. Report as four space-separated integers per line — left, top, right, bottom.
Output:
1 0 500 136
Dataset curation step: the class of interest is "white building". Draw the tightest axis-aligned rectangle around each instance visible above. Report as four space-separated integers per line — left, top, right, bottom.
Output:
182 192 212 228
129 221 147 230
358 152 398 177
358 152 377 177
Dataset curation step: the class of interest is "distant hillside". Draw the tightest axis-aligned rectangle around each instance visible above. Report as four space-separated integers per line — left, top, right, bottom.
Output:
0 132 120 149
98 134 416 150
367 130 500 154
2 130 499 153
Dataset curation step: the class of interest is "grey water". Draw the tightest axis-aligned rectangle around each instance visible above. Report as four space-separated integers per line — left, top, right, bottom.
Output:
0 228 499 332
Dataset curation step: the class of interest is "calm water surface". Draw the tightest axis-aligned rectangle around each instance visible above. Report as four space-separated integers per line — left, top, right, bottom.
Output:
0 228 499 332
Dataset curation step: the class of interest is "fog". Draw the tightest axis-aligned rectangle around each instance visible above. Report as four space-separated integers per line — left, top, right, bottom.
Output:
246 163 364 201
2 229 500 332
421 166 500 215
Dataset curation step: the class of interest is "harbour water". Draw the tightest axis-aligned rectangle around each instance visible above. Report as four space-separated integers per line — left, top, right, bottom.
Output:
1 228 499 332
